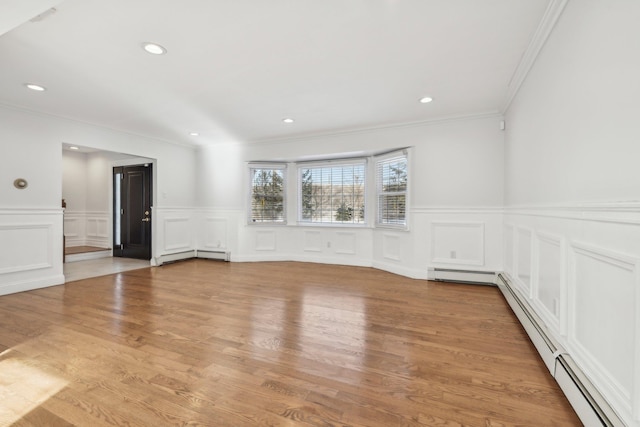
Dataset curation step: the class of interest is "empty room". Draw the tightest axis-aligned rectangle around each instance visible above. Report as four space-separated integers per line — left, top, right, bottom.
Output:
0 1 638 426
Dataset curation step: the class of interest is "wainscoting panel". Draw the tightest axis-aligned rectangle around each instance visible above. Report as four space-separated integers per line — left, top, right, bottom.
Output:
504 224 514 276
515 226 533 296
152 208 196 264
63 211 109 248
382 233 401 261
63 215 81 244
303 230 322 252
569 242 639 418
0 223 52 275
0 209 64 296
202 217 228 250
334 232 356 255
535 231 565 334
86 214 109 247
163 217 193 252
256 230 276 251
506 203 640 426
430 221 485 266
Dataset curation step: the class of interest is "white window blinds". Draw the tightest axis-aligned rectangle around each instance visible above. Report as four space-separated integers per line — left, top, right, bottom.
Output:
249 165 286 223
376 151 408 227
299 161 366 224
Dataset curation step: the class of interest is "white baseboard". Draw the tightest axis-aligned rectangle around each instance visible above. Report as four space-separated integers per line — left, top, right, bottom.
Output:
372 260 429 280
0 274 65 296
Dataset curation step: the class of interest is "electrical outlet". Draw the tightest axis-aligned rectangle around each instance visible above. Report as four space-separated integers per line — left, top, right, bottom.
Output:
450 250 457 259
327 241 331 248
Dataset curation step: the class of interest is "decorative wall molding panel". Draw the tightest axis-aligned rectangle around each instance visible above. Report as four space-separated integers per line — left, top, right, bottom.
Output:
334 232 356 255
162 217 192 252
203 217 228 250
86 215 109 246
534 231 565 334
255 229 276 251
0 223 52 275
506 208 640 426
504 223 514 275
430 221 485 266
192 207 502 277
303 230 322 252
515 226 533 297
0 209 64 296
63 211 109 248
568 242 639 420
382 233 401 261
152 208 195 259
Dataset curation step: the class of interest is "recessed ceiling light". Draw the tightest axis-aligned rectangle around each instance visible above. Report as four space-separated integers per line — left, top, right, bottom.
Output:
25 83 46 91
189 132 199 136
283 118 294 124
69 146 79 150
142 42 167 55
419 96 433 104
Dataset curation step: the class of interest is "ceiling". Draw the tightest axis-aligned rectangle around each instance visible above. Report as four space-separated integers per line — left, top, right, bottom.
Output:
0 0 551 146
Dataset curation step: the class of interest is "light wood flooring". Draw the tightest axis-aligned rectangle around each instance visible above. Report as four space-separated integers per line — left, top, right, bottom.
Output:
0 260 581 426
65 246 110 256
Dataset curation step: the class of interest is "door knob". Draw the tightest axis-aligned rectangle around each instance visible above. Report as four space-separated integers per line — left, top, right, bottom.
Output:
142 218 150 222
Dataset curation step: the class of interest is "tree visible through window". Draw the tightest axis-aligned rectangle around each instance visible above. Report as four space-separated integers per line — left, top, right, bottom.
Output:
249 167 285 223
299 163 365 224
376 152 408 226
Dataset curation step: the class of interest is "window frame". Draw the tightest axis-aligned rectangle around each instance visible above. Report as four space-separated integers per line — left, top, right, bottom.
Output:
297 158 368 227
375 149 409 230
247 163 287 225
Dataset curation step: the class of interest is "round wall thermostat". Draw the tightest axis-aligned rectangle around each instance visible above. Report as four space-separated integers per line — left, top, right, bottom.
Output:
13 178 28 189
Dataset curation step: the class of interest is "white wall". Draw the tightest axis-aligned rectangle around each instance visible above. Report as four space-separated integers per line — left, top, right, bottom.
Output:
193 114 504 278
61 150 87 212
0 105 198 294
504 1 640 425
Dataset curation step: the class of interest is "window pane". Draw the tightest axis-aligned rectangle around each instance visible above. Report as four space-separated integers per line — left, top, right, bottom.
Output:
378 194 406 225
379 158 407 192
376 153 408 226
299 163 365 224
250 168 285 223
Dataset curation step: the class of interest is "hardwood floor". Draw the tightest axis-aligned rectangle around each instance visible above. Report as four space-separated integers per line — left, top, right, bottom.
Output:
64 246 110 256
0 260 580 426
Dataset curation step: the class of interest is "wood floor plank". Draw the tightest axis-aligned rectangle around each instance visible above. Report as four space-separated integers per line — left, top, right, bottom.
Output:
0 260 581 426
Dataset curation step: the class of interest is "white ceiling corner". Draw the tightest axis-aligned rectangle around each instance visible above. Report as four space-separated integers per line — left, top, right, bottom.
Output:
502 0 570 113
0 0 63 36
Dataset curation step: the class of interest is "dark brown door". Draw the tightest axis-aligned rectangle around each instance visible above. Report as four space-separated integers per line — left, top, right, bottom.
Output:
113 164 152 260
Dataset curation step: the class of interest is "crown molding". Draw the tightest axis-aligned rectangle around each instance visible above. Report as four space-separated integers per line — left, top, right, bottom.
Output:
0 102 197 151
246 111 502 146
502 0 569 113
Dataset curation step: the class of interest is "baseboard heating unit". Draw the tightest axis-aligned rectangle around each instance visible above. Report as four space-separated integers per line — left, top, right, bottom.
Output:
155 250 230 265
428 268 496 285
196 250 230 261
496 273 624 427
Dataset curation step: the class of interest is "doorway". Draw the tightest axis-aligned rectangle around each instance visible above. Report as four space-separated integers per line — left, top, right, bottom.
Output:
113 164 152 260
